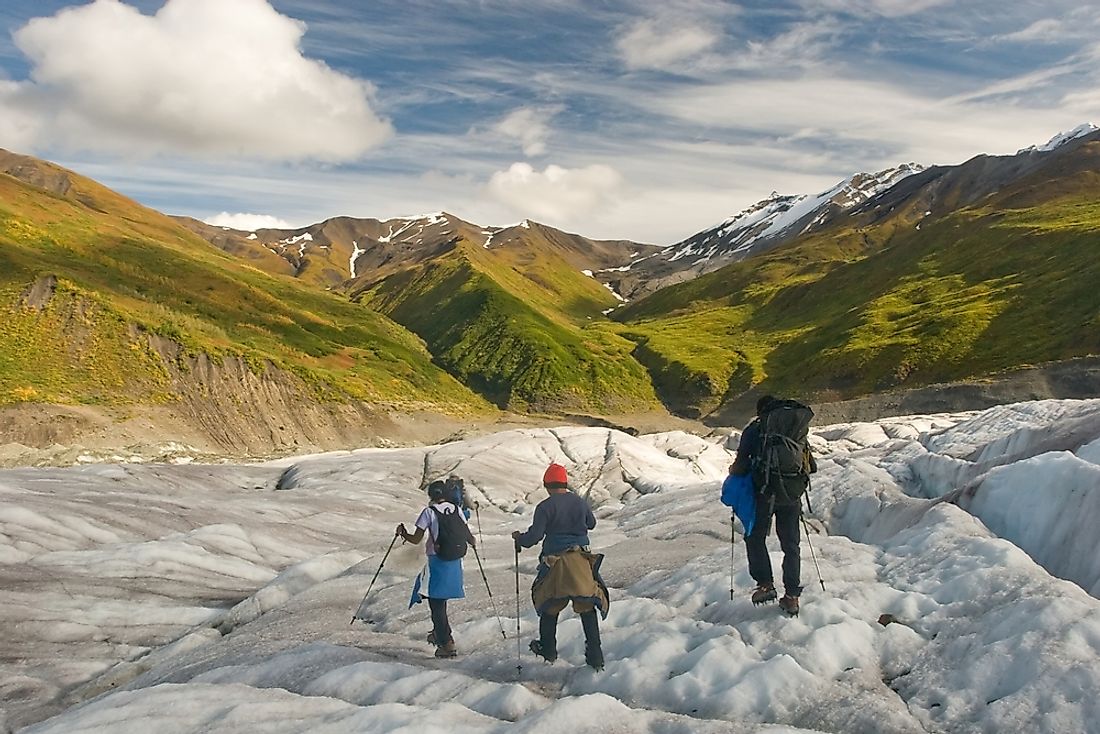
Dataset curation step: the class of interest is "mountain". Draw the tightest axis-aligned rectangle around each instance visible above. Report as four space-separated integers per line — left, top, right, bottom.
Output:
0 148 493 455
179 212 658 295
1 150 668 449
4 122 1099 448
605 163 924 300
348 219 662 413
182 212 665 414
1017 122 1099 154
614 126 1100 419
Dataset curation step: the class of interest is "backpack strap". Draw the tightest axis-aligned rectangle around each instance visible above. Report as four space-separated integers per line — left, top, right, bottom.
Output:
428 504 456 537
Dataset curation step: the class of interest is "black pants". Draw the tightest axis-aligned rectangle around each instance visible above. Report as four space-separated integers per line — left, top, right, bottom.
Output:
428 597 452 645
744 497 802 597
540 609 601 657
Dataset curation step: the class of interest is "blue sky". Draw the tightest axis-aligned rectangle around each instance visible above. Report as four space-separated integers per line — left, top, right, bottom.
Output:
1 0 1098 243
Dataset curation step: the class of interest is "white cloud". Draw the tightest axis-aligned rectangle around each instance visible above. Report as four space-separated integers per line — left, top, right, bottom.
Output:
203 212 294 231
797 0 953 17
654 76 1097 165
0 80 39 152
493 106 561 157
736 18 841 70
486 162 624 224
994 18 1067 44
2 0 391 160
615 19 719 70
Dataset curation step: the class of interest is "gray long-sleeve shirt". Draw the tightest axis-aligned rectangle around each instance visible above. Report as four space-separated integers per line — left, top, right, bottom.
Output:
515 491 596 556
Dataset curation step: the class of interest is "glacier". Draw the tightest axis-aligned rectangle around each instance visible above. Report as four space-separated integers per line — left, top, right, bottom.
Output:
2 400 1099 733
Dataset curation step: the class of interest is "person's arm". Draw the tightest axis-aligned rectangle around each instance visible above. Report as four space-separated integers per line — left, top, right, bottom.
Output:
511 503 548 549
729 421 759 476
396 523 425 544
403 507 434 546
585 501 596 531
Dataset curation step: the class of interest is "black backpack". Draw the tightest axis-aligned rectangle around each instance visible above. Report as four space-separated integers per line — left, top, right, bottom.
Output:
430 505 469 561
751 399 815 504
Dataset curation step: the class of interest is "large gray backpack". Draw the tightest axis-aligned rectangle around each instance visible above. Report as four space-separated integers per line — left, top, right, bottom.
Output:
751 399 815 504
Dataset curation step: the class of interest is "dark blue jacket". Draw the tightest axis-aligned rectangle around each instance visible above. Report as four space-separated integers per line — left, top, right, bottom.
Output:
729 419 761 477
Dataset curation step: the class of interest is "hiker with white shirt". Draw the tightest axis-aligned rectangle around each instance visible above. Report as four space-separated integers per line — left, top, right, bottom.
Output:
397 479 476 658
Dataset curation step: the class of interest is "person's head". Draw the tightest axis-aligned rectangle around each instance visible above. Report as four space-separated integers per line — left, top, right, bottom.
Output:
542 463 568 492
756 395 778 416
427 479 447 502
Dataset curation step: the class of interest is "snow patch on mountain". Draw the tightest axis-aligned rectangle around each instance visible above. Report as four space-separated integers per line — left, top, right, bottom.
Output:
349 241 365 278
602 283 626 302
279 233 313 246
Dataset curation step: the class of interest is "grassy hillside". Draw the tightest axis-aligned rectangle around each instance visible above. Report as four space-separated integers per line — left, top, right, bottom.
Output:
362 239 660 412
0 159 490 415
616 152 1100 416
6 143 1096 429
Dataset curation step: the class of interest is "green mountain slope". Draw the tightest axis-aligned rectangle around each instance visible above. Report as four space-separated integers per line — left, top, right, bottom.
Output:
616 138 1100 417
6 135 1097 437
359 238 660 413
0 151 489 416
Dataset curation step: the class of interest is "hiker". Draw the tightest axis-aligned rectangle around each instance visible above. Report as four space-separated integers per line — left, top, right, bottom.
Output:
443 474 475 520
396 479 476 658
511 463 609 670
729 395 817 616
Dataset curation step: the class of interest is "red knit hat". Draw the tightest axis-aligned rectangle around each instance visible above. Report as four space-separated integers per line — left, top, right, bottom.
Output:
543 463 568 487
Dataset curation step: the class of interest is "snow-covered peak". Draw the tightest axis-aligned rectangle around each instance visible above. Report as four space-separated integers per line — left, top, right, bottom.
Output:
391 211 448 224
377 213 453 244
663 163 924 266
1018 123 1099 154
833 162 924 207
480 220 538 248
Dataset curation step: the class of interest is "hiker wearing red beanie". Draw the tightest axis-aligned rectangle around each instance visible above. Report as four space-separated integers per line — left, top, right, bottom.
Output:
512 462 608 670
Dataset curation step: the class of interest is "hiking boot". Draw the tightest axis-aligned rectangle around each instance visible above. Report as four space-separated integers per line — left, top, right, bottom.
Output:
434 641 457 658
585 645 604 671
751 583 777 605
779 595 800 617
529 639 557 663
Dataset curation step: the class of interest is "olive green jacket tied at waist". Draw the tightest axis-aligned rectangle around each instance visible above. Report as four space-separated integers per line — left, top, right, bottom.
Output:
531 547 610 618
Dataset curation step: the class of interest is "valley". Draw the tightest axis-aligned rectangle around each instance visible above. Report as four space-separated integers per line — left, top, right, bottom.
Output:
2 127 1100 460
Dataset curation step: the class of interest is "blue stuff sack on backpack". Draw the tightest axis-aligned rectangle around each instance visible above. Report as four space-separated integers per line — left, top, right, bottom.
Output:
721 473 756 536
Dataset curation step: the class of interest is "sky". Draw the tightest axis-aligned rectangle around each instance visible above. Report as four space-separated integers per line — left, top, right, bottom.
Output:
1 1 1099 244
4 400 1100 731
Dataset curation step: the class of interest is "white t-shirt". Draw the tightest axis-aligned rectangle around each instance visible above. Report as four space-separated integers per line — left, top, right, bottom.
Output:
415 501 462 556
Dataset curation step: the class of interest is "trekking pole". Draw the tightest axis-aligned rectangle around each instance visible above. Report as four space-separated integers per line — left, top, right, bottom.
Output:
514 542 523 676
800 514 826 592
472 544 507 640
730 514 736 601
474 502 484 544
351 534 400 625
